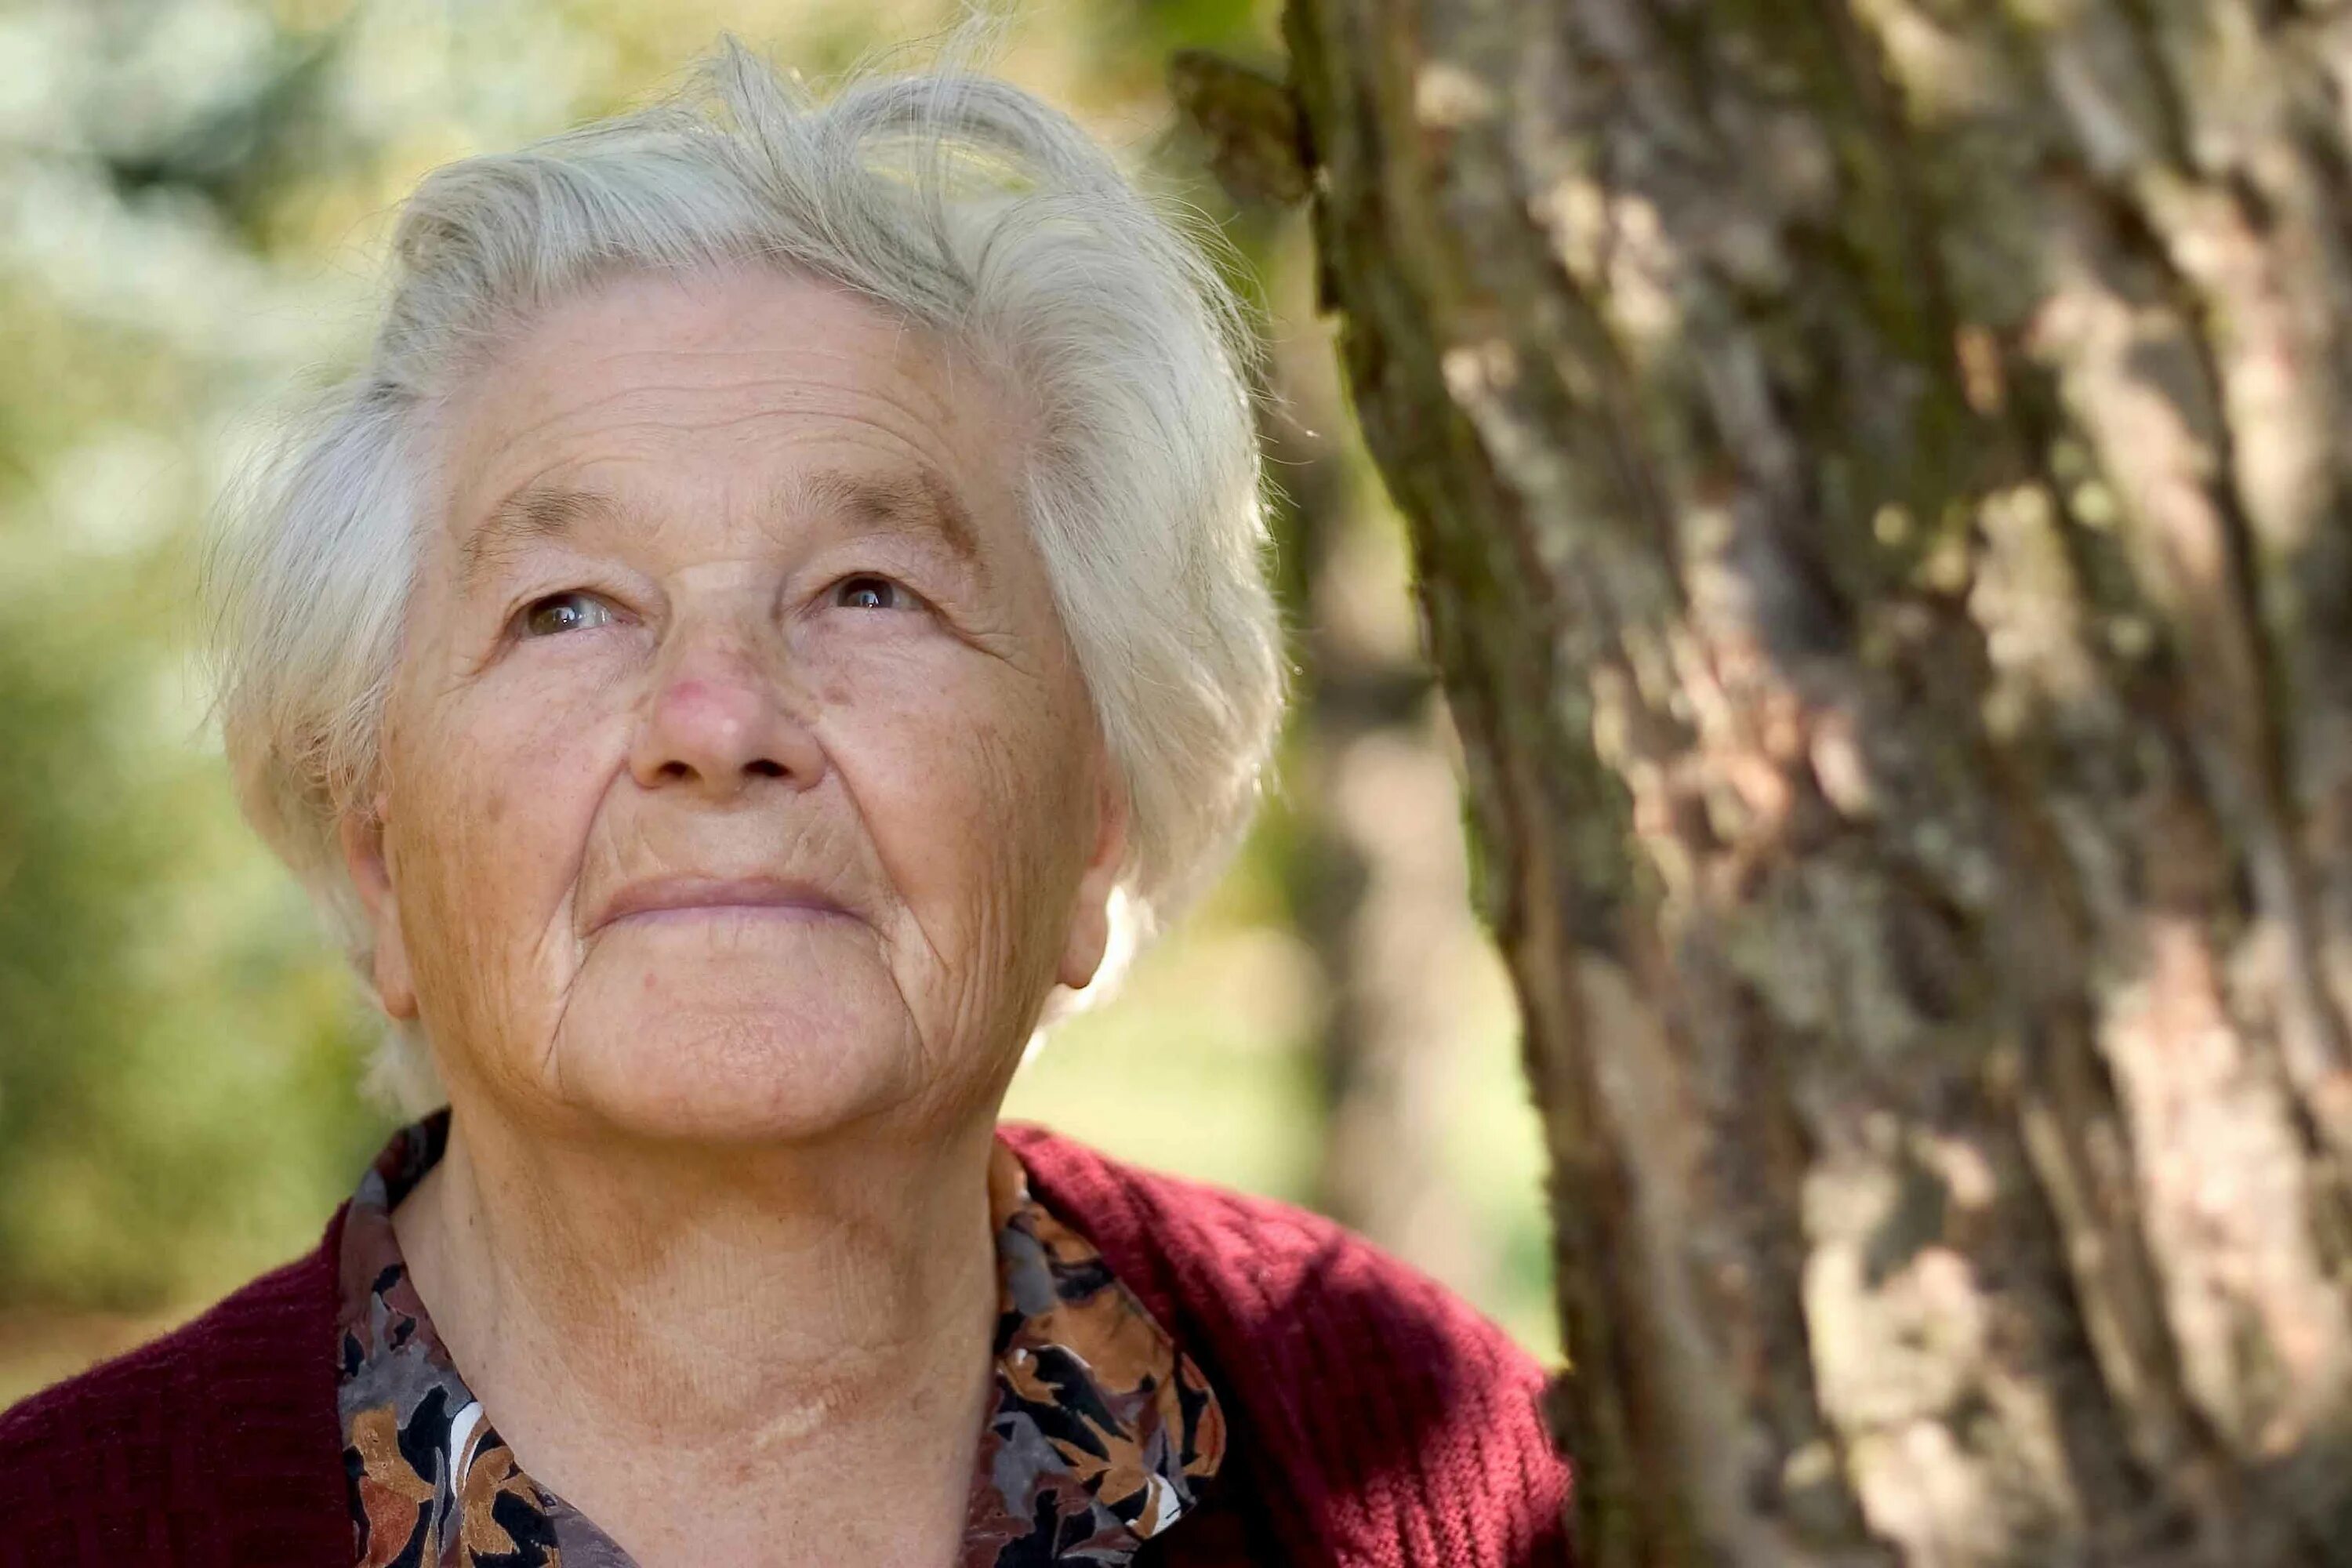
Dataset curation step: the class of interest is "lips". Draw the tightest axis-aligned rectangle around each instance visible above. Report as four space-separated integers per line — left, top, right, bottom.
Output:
588 876 855 935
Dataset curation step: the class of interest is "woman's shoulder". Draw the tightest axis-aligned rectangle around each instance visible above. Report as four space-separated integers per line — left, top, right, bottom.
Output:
1000 1119 1544 1363
999 1121 1573 1567
0 1237 332 1442
0 1212 352 1567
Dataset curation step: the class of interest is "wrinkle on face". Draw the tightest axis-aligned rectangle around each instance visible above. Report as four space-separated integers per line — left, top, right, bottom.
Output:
361 267 1115 1149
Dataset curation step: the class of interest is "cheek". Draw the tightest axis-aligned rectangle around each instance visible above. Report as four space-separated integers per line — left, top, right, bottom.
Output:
387 666 620 957
826 655 1089 938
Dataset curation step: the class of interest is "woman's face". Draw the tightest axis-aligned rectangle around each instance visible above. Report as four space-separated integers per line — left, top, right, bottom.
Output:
343 269 1124 1145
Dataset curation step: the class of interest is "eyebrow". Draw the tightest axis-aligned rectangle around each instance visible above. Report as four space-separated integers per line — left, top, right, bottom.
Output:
784 466 983 566
455 466 985 596
457 484 625 595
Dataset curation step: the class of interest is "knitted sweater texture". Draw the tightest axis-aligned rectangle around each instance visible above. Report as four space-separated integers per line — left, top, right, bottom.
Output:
0 1124 1573 1566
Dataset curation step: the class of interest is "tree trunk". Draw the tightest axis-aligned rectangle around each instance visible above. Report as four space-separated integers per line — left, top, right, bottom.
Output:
1277 1 2352 1562
1257 242 1496 1297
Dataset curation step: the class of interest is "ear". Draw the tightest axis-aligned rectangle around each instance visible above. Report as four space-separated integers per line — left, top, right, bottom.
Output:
1057 762 1131 993
339 794 419 1022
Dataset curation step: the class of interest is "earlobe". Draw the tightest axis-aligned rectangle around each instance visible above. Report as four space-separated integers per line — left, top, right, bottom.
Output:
1058 895 1112 993
339 799 419 1022
1057 769 1131 993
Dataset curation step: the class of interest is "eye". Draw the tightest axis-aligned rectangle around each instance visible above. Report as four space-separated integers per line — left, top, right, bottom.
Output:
520 590 617 637
833 575 911 612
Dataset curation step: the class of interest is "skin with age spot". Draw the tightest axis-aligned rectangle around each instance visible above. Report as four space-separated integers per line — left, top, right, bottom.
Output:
333 268 1130 1567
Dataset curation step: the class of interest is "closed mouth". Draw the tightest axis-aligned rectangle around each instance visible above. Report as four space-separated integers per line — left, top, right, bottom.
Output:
590 877 855 935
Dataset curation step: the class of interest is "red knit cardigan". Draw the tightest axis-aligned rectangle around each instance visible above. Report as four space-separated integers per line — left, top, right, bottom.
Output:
0 1124 1572 1566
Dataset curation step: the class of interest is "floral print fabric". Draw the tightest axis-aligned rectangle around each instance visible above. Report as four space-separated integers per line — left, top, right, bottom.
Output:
338 1112 1224 1567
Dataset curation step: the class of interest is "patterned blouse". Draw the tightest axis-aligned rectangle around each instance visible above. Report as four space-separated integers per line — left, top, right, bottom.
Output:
337 1113 1226 1567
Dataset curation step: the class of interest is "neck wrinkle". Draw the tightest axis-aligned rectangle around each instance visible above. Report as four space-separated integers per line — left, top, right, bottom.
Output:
390 1102 1004 1463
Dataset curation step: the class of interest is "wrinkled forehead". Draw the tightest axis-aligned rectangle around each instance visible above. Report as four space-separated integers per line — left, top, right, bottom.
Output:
419 268 1029 579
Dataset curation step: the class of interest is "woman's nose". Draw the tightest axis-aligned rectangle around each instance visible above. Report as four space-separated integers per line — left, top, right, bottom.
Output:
628 641 826 799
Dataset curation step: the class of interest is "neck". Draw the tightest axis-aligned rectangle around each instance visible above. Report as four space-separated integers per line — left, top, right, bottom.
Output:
392 1098 1002 1563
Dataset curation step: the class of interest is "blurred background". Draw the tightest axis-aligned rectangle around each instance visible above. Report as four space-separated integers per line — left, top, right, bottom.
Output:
0 0 1552 1405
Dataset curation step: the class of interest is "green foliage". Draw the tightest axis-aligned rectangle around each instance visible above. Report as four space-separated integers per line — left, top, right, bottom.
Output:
0 499 388 1308
0 2 394 1308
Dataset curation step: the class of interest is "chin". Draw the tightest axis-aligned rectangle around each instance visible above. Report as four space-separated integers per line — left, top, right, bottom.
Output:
553 964 923 1144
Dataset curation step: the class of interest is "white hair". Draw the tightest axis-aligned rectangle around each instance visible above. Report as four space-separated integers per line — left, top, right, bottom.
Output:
206 40 1286 1112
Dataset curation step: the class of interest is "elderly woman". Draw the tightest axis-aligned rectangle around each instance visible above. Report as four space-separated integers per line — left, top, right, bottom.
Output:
0 44 1567 1568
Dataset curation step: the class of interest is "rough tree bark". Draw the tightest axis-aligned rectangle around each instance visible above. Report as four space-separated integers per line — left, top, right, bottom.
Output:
1257 2 2352 1563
